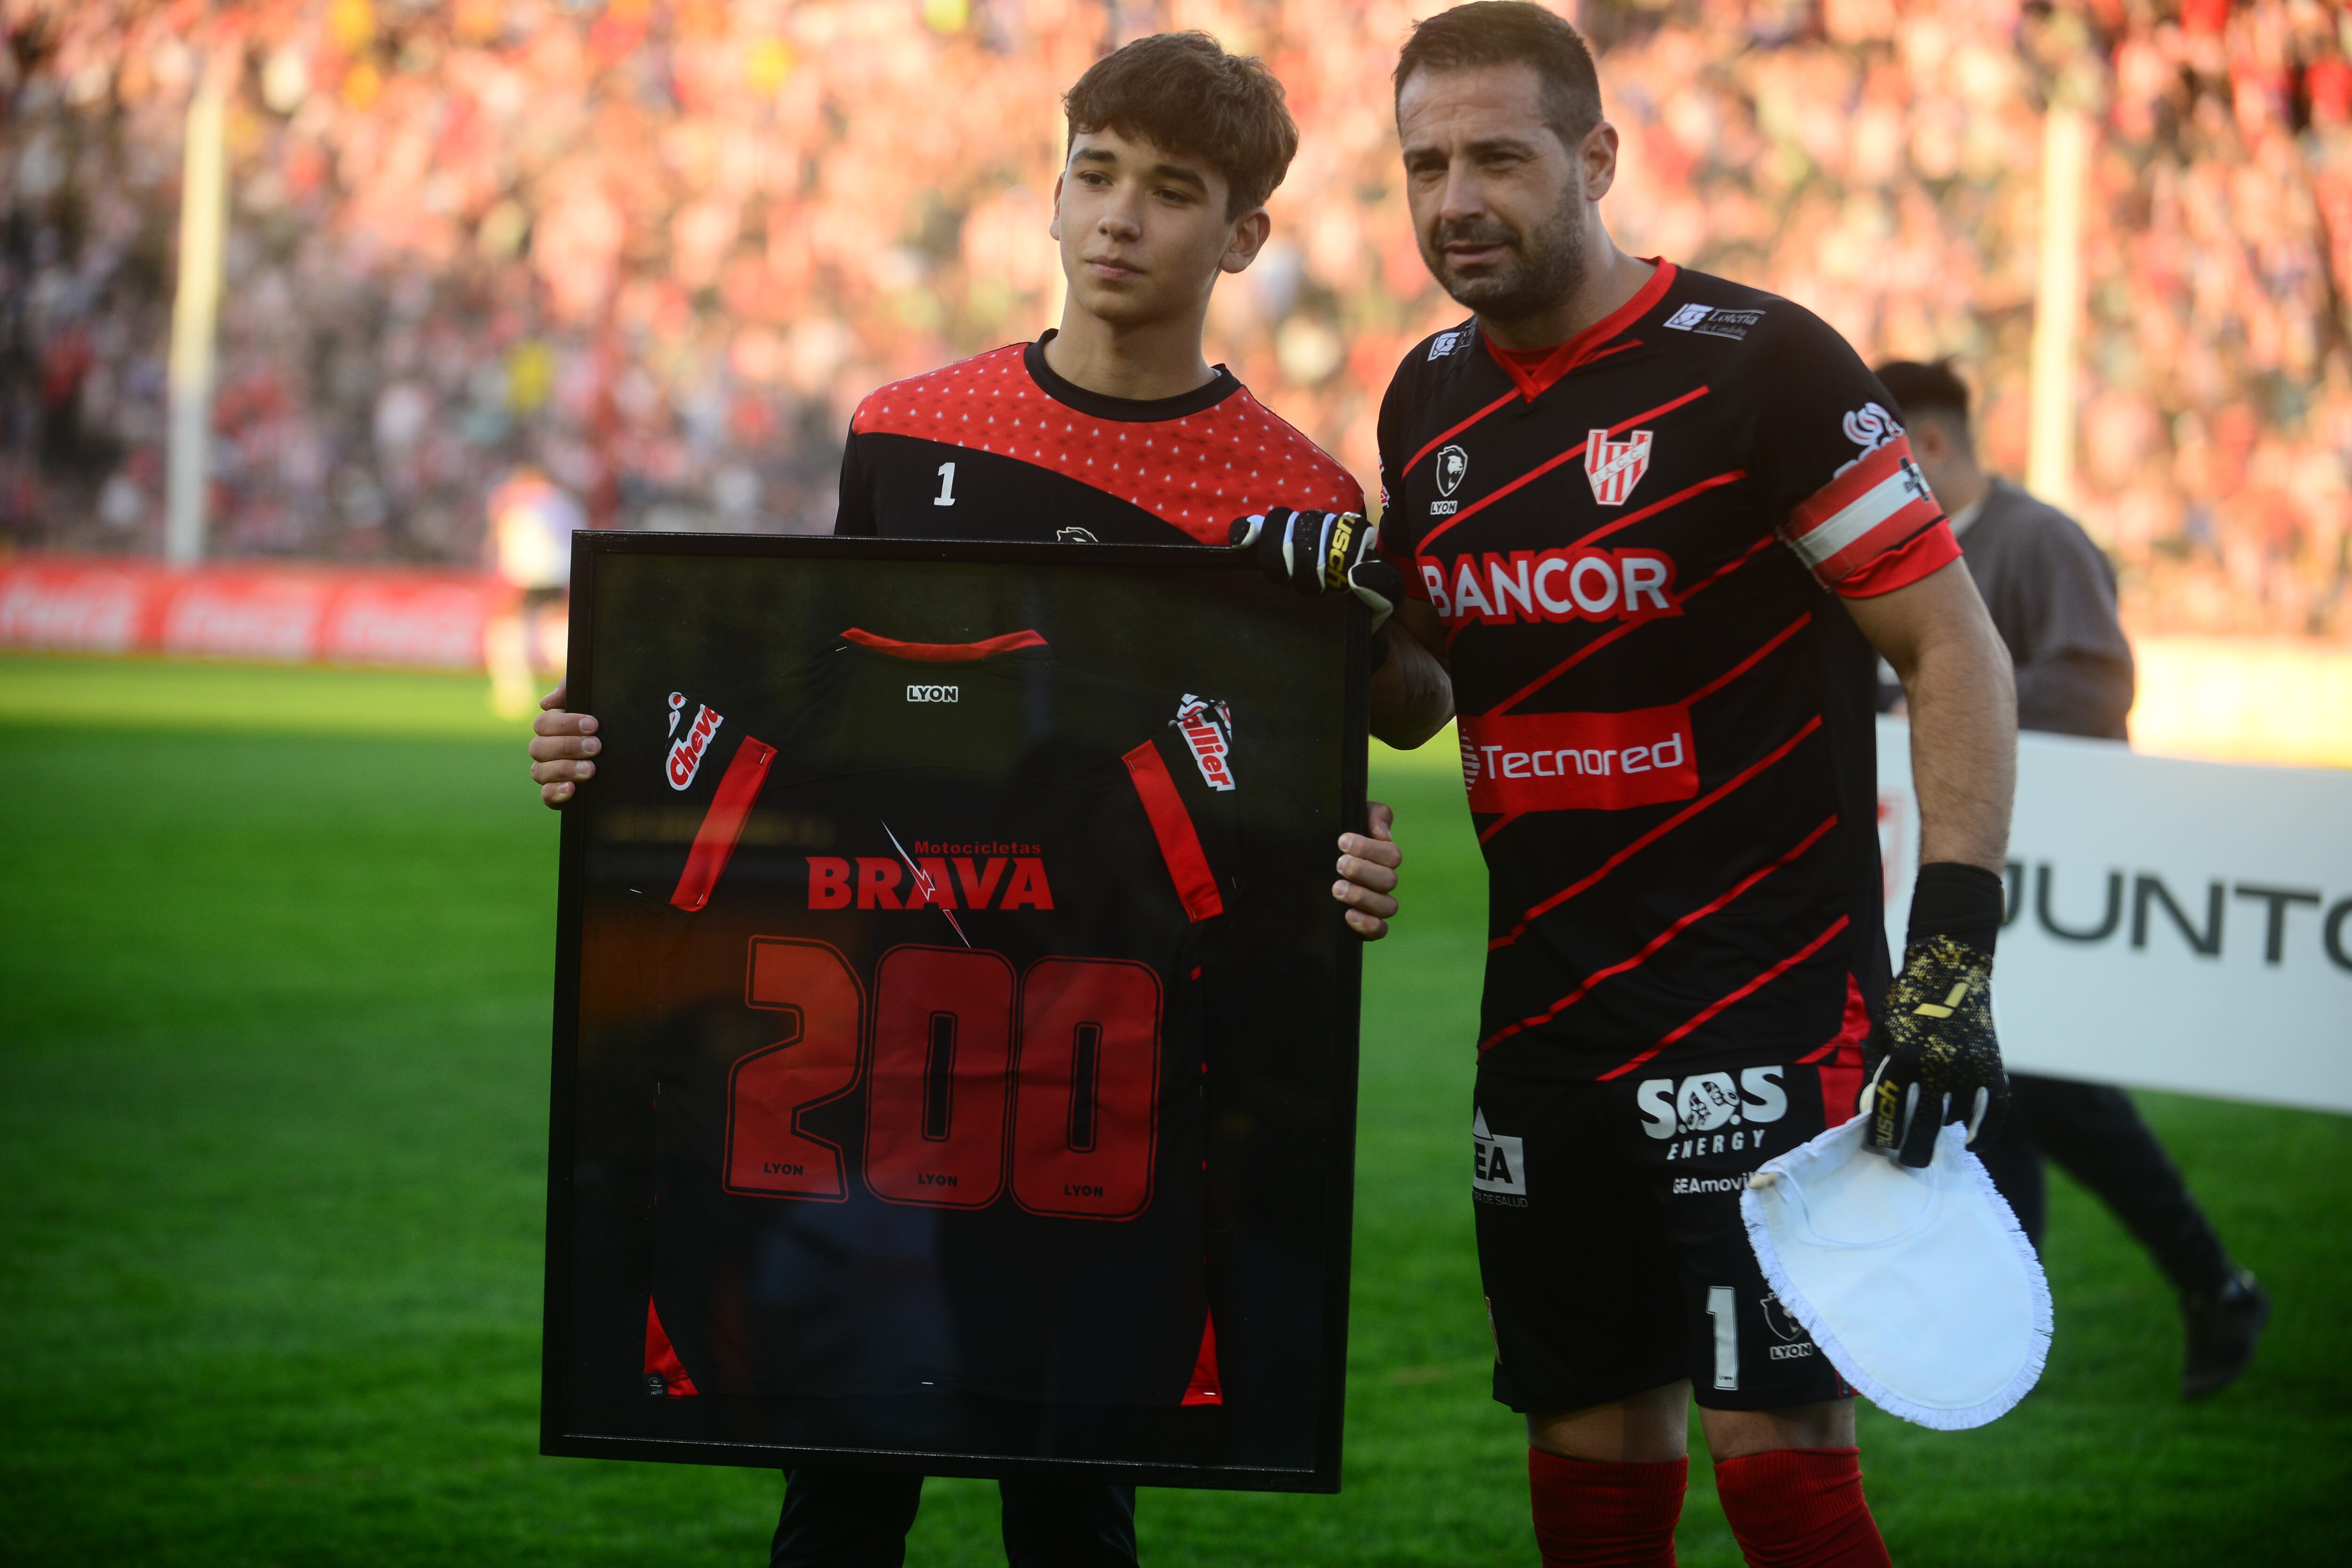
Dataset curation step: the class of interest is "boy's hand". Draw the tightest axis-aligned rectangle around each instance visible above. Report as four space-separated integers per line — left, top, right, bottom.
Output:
1335 801 1403 939
529 682 600 808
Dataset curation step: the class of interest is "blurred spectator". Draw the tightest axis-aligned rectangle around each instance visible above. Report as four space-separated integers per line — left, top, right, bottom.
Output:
483 461 579 715
2 0 2348 640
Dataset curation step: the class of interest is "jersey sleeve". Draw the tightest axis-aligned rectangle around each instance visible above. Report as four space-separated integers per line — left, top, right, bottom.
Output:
832 426 878 536
1374 353 1433 603
1748 315 1960 598
1120 703 1242 924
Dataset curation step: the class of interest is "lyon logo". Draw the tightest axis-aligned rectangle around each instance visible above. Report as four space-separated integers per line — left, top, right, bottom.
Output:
1584 428 1653 506
1173 694 1236 791
1436 444 1469 497
667 695 723 790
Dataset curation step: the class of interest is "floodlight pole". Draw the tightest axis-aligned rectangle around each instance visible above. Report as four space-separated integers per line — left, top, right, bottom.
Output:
2026 102 2087 520
166 64 230 567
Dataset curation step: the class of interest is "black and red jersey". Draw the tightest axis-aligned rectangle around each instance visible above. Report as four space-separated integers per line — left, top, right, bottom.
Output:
836 333 1362 543
635 628 1247 1408
1375 262 1960 1084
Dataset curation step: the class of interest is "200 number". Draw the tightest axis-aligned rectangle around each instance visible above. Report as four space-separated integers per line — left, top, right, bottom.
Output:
724 939 1163 1220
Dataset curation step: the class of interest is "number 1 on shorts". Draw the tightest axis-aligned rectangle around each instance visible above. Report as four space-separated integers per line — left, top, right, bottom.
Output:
1707 1285 1739 1391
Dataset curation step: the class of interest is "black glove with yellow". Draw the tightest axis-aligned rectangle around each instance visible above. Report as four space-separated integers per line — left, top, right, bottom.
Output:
1229 508 1403 670
1866 861 2012 1168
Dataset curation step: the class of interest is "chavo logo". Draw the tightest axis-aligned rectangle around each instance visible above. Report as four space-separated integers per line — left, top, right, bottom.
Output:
667 692 723 790
1173 695 1235 791
1637 1067 1788 1159
1584 427 1653 506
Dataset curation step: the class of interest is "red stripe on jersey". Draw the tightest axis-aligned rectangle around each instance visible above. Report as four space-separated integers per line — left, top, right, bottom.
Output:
849 342 1361 543
842 627 1047 661
1402 388 1520 480
1478 815 1838 1054
1484 532 1779 714
1595 915 1852 1081
1420 388 1714 554
644 1297 700 1396
670 736 778 912
1834 518 1961 598
1181 1309 1223 1405
1781 438 1945 587
1123 741 1224 923
1489 715 1823 950
1678 613 1812 708
1483 261 1679 401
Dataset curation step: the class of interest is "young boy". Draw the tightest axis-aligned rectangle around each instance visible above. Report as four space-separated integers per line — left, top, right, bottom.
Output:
531 32 1453 1567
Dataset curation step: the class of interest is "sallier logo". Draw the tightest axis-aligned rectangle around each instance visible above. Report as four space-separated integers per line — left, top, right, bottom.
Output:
667 695 723 790
1584 429 1653 506
1172 695 1236 791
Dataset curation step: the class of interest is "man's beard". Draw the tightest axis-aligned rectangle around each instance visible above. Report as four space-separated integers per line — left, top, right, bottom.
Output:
1421 196 1586 327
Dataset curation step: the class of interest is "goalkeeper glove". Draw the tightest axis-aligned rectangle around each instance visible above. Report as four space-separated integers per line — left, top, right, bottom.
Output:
1228 508 1403 669
1865 861 2012 1168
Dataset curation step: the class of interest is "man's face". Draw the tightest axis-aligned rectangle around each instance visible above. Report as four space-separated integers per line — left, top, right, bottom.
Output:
1051 128 1262 329
1906 413 1968 504
1396 63 1614 322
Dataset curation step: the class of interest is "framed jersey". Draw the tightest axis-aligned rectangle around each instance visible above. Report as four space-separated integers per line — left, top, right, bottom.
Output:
540 531 1370 1493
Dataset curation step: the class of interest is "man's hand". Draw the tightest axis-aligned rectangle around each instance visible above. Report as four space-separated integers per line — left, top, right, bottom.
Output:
528 681 600 808
1865 933 2010 1167
1230 507 1405 637
1334 801 1403 939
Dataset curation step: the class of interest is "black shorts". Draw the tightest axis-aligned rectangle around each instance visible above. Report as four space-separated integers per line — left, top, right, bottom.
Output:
1473 1053 1857 1413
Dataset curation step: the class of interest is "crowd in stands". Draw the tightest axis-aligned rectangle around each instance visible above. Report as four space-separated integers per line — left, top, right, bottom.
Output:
3 0 2348 636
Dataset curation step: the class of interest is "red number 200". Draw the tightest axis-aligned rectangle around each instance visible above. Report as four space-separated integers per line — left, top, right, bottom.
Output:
725 939 1162 1220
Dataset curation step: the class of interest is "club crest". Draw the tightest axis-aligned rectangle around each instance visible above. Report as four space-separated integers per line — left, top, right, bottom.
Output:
1584 428 1653 506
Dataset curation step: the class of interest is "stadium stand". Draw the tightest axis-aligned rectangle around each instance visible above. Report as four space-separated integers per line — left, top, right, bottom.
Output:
1 0 2347 645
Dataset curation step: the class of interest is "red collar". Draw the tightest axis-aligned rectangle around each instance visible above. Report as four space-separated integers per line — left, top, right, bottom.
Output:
1484 259 1677 401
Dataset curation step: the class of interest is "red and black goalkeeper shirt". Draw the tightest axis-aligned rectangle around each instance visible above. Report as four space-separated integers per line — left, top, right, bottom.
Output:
836 332 1362 542
638 629 1244 1407
1375 262 1960 1083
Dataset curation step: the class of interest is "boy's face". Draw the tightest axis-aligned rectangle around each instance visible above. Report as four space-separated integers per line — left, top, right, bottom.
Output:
1051 127 1268 330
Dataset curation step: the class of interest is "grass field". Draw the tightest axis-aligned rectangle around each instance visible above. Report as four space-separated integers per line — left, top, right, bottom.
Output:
2 652 2345 1566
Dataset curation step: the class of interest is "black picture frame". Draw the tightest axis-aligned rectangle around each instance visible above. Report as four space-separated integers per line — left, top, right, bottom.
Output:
541 532 1369 1492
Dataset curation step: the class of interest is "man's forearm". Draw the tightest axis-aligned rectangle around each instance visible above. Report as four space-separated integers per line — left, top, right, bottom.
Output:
1370 628 1454 748
1903 622 2016 872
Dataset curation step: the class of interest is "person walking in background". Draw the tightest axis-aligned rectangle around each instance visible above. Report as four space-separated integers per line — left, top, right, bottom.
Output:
483 465 583 719
1874 358 2270 1400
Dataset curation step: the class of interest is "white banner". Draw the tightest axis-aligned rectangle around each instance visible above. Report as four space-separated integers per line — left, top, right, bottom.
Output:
1876 719 2352 1114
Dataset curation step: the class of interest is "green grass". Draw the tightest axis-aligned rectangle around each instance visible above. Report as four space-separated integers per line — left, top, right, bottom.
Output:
1 652 2345 1565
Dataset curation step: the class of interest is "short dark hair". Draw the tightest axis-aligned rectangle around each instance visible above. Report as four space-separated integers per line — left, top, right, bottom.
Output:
1063 32 1298 218
1392 1 1604 147
1873 359 1974 445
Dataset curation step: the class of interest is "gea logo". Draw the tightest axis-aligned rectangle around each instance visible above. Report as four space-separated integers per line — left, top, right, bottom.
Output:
1637 1066 1787 1140
907 685 959 703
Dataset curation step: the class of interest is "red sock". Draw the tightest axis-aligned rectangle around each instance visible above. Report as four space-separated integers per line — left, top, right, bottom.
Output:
1528 1448 1687 1568
1712 1448 1890 1568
